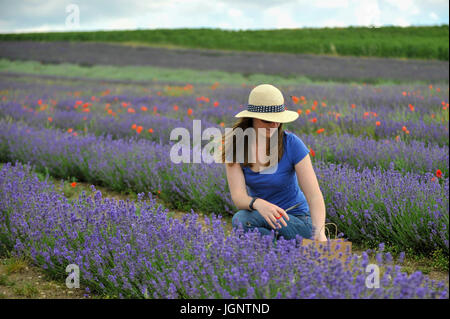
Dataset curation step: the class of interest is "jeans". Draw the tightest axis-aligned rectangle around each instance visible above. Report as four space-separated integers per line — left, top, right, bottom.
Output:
232 209 313 240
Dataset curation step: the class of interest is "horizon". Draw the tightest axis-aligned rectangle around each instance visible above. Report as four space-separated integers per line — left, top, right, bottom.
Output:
1 24 449 35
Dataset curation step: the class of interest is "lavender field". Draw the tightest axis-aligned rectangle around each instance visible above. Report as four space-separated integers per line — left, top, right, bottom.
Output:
0 71 448 298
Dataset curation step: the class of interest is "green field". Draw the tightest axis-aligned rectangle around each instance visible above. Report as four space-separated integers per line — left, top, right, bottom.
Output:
0 59 440 86
0 26 448 60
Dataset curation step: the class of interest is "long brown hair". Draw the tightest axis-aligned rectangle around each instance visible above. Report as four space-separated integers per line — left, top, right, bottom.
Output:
221 117 284 168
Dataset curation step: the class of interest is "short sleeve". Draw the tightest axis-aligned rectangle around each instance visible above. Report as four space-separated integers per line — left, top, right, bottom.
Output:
286 132 310 166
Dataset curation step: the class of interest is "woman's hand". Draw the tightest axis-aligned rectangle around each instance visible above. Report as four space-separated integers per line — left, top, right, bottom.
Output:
313 232 328 242
312 225 328 241
253 198 289 230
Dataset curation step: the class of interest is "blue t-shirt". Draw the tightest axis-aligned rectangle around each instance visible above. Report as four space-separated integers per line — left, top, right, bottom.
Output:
241 131 311 216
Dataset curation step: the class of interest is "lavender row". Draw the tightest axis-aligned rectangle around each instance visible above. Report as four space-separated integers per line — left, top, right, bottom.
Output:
1 77 448 145
0 121 447 254
315 161 449 254
288 113 448 147
2 97 448 147
1 101 448 177
0 120 234 214
5 78 445 117
0 162 447 299
299 132 448 177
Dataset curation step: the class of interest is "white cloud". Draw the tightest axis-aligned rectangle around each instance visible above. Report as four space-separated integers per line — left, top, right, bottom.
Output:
105 18 138 31
228 8 243 19
262 5 299 29
429 12 439 20
217 22 234 29
322 19 347 28
354 0 382 26
313 0 349 8
12 24 62 33
384 0 420 14
394 17 411 27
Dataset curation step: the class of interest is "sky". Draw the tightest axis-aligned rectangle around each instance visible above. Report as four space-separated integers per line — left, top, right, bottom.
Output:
0 0 448 33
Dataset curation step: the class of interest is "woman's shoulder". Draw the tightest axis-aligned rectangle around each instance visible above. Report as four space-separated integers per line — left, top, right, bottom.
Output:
283 130 302 144
283 130 309 162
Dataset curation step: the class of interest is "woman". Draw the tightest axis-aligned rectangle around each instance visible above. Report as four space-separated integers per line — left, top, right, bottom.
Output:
222 84 327 241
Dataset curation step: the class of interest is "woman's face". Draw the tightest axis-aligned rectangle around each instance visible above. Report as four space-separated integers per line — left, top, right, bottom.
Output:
253 118 280 139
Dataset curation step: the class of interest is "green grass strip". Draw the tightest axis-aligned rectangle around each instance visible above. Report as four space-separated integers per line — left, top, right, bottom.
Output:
0 59 439 86
0 26 448 60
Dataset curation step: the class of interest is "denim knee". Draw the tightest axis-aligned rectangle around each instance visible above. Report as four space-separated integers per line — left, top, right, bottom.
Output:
276 214 313 240
231 209 249 229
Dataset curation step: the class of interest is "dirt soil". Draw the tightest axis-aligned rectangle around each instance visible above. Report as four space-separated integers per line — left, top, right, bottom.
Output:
0 257 86 299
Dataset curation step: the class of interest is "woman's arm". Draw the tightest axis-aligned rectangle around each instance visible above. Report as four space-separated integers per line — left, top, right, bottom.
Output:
225 163 289 229
225 163 254 210
294 154 327 241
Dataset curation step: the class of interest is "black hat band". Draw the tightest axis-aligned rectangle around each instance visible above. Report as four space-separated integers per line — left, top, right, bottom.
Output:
247 104 285 113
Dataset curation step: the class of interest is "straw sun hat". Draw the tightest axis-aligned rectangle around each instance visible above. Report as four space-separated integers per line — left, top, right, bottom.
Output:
234 84 299 123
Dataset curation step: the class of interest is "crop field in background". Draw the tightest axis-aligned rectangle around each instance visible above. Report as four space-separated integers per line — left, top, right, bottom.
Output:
0 25 448 60
0 62 448 298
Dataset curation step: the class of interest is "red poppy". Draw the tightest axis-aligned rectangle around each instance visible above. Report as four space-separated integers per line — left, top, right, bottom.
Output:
71 182 77 188
436 169 442 178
